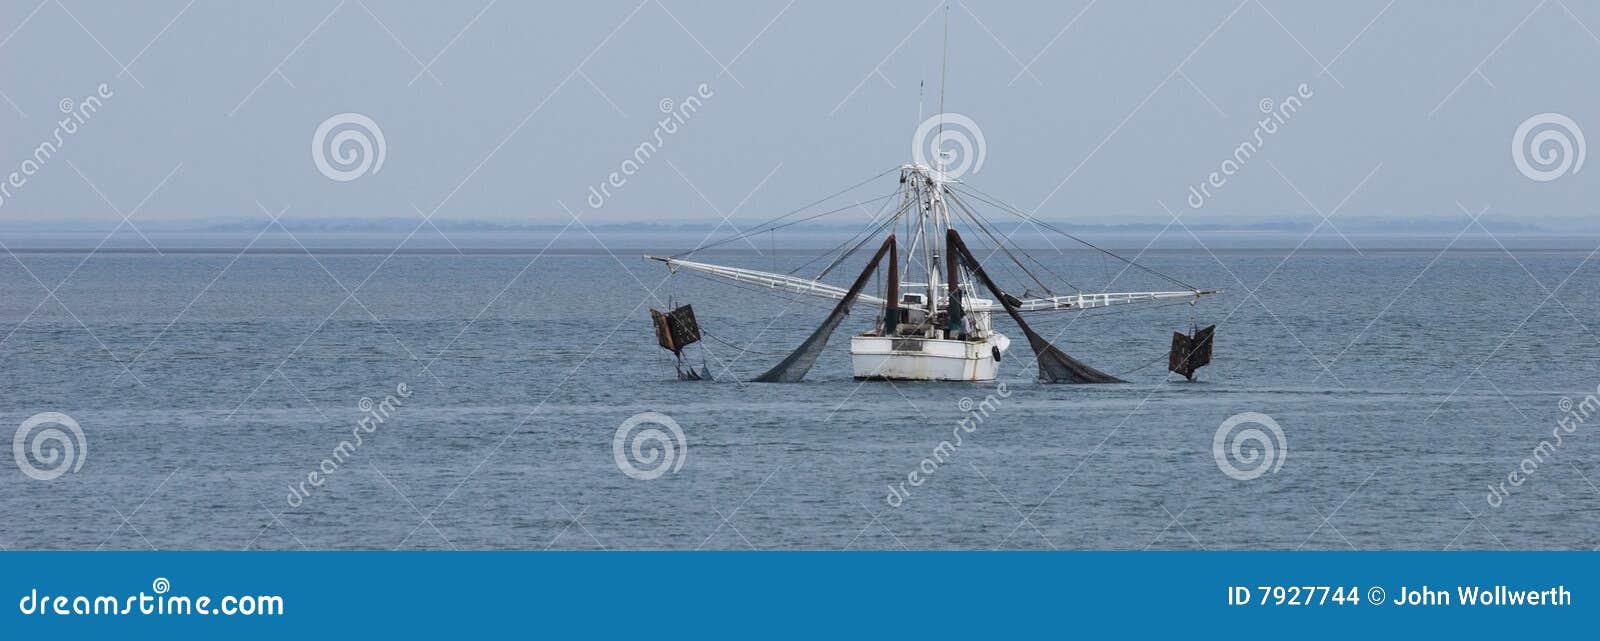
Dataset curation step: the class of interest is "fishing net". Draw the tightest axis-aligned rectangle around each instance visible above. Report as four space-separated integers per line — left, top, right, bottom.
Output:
947 229 1123 384
754 235 898 383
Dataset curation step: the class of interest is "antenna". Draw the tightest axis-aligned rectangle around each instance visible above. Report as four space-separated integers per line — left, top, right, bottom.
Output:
918 80 925 133
935 0 950 174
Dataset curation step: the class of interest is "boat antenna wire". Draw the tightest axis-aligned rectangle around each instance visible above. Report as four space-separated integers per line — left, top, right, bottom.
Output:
949 183 1199 291
672 167 901 258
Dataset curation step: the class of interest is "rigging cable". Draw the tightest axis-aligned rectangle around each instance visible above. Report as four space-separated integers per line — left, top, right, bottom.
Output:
946 210 1035 295
811 199 910 281
946 189 1082 293
787 187 908 277
670 191 899 258
679 271 839 313
950 183 1199 291
944 190 1059 295
673 167 901 258
701 330 787 356
1056 298 1194 320
1116 351 1172 376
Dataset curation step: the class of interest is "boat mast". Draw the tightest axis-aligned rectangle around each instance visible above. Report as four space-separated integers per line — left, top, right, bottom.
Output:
923 173 939 315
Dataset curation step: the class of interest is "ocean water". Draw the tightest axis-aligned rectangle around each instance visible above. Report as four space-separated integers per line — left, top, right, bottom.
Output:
3 231 1600 550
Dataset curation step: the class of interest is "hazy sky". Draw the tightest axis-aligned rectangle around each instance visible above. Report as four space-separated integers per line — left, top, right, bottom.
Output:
1 0 1597 227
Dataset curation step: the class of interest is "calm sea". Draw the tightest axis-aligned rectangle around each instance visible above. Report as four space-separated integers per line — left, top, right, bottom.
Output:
2 230 1598 550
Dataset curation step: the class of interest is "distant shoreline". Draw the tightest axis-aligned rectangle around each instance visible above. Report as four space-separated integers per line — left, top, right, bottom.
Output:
0 217 1588 235
3 246 1598 256
4 227 1600 254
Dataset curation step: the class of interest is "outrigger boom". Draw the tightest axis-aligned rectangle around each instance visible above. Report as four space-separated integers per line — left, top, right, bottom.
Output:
642 255 1221 313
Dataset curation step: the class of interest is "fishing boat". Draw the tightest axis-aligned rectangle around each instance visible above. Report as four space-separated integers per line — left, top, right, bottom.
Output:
645 162 1222 383
643 4 1220 383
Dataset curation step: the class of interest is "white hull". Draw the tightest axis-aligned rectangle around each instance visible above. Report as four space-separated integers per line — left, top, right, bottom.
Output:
850 334 1008 381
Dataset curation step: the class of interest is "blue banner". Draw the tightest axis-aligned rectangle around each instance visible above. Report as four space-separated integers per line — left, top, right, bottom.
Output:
1 551 1590 638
